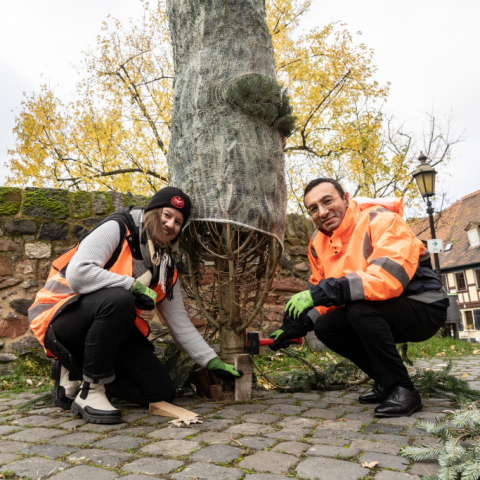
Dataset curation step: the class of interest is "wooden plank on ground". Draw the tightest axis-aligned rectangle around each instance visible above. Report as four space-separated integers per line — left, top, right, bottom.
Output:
234 353 253 402
149 401 198 418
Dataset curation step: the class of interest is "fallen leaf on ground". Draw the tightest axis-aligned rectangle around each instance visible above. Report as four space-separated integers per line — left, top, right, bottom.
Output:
26 379 33 386
459 373 469 377
169 416 203 427
473 349 480 354
436 352 446 357
450 345 456 350
361 461 379 469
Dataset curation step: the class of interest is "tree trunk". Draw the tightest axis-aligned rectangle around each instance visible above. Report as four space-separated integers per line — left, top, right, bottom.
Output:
166 0 288 361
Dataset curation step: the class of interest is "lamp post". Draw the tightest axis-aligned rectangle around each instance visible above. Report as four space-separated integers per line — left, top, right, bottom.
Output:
412 152 441 279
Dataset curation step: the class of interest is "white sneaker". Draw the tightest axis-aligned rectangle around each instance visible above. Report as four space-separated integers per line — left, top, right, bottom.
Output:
71 382 122 424
51 360 81 410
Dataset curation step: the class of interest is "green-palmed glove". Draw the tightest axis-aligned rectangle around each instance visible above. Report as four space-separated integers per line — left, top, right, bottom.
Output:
269 329 290 351
207 358 243 387
131 280 157 311
285 290 314 320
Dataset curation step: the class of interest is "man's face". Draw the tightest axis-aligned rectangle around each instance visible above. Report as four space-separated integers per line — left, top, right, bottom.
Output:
304 183 350 233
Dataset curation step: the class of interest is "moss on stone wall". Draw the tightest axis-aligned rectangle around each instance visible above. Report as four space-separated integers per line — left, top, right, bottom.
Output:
124 193 150 207
23 188 69 219
92 192 114 215
0 187 22 216
71 191 91 218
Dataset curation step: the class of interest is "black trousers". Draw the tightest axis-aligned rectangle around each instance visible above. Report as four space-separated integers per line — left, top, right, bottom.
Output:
314 296 447 390
46 287 175 407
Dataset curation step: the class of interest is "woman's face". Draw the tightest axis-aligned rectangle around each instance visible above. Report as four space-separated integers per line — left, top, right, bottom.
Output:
161 207 184 242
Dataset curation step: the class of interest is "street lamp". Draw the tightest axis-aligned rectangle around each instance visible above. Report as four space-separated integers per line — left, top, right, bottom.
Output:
412 152 441 278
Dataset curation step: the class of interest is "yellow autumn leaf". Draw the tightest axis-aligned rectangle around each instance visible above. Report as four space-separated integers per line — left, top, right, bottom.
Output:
361 461 379 469
473 349 480 355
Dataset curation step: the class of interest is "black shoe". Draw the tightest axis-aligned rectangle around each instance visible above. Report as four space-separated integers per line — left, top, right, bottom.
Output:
359 382 388 404
374 386 422 417
51 360 81 410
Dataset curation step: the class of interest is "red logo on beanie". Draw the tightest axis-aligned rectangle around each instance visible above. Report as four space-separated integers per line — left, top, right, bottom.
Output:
171 196 185 209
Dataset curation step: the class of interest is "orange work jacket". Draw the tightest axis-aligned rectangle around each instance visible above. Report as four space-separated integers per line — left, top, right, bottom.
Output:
28 228 177 354
307 198 446 315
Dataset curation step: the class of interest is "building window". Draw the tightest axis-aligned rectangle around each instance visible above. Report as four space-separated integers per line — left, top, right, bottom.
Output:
467 228 480 247
476 269 480 289
455 271 467 292
465 311 475 330
441 274 448 291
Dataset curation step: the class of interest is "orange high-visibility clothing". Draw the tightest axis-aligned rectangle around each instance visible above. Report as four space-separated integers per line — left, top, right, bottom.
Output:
307 198 446 315
28 228 176 354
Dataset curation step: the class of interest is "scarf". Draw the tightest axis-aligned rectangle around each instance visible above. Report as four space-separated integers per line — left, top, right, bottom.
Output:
147 236 176 301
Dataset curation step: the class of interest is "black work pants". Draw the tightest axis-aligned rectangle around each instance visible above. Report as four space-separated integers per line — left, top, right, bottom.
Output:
47 287 175 406
314 297 447 390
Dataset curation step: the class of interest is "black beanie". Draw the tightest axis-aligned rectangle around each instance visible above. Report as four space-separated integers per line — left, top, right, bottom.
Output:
145 187 191 225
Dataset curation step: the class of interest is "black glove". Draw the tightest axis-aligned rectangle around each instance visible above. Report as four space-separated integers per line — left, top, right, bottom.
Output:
131 281 157 311
269 311 315 351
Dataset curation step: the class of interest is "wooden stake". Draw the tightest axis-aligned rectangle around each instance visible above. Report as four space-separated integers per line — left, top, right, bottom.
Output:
149 401 198 418
223 391 235 402
210 384 224 401
234 353 253 401
193 367 213 398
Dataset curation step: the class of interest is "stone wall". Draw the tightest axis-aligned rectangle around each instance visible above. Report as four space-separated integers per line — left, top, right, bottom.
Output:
0 187 314 358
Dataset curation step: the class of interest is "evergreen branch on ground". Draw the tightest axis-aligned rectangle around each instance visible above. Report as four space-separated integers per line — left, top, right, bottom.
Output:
400 401 480 480
15 392 54 412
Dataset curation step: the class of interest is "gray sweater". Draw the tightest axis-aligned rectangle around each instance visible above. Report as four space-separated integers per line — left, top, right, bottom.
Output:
66 219 217 368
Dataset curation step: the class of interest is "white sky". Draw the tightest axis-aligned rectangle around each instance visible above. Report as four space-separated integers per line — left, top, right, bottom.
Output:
1 0 479 204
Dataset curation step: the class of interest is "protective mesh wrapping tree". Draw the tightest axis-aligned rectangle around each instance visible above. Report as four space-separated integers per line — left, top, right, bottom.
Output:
166 0 291 362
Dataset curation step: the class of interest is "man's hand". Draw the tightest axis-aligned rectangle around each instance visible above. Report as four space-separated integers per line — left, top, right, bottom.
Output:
269 329 291 351
285 290 314 320
207 358 243 388
131 280 157 310
269 310 316 351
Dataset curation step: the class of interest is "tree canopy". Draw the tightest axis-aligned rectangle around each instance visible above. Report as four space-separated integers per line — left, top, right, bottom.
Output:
6 0 459 209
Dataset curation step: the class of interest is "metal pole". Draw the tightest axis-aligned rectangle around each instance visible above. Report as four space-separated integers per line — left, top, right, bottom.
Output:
426 197 441 279
426 197 458 338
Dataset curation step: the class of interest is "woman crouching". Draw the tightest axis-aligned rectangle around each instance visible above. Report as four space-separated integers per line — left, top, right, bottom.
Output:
28 187 241 424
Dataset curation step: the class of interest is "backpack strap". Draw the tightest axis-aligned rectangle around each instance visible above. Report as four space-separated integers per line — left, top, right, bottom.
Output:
103 206 143 262
60 206 143 276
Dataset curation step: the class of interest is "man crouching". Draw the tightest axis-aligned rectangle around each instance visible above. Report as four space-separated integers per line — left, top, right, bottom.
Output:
270 178 448 417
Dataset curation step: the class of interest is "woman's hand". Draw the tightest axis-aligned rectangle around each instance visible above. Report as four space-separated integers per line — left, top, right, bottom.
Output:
131 280 157 310
207 357 243 387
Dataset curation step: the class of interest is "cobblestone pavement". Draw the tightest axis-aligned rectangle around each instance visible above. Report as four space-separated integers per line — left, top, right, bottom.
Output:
0 356 479 479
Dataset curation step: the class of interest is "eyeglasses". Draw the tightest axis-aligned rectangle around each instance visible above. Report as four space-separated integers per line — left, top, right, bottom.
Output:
306 194 343 217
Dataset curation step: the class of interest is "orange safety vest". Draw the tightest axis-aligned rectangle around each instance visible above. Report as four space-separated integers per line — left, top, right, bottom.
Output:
307 197 445 315
28 225 177 355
